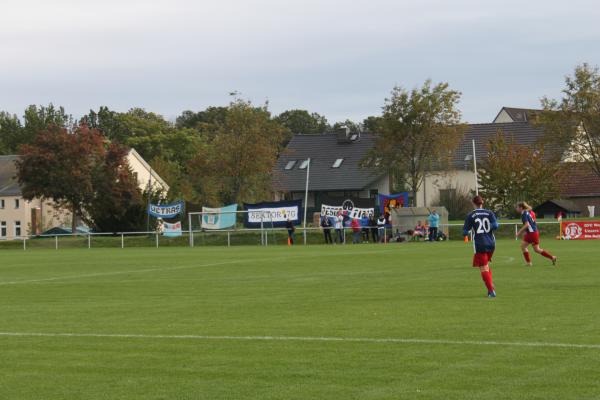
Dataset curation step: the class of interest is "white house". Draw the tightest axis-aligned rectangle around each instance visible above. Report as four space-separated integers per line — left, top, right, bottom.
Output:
0 149 168 239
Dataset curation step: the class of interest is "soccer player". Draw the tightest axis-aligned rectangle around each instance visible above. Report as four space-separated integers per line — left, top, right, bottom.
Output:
516 202 557 266
463 195 499 297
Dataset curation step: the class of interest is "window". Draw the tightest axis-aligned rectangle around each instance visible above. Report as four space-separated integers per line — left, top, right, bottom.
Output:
0 199 4 209
284 160 297 170
14 221 21 237
332 158 344 168
298 159 309 170
0 221 6 238
14 199 20 209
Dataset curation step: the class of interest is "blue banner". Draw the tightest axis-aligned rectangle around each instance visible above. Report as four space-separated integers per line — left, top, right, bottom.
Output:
148 201 185 218
201 204 238 230
243 199 303 228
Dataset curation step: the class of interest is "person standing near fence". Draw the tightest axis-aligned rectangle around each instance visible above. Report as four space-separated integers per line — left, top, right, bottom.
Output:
369 214 378 243
377 214 386 243
321 214 333 244
285 217 295 245
360 213 370 242
351 217 361 244
334 212 344 244
428 209 440 242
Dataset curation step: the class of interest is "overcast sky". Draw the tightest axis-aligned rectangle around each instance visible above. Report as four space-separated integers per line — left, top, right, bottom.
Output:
1 0 600 124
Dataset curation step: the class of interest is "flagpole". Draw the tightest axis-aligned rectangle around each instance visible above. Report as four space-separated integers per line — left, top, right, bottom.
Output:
472 139 479 196
303 158 310 245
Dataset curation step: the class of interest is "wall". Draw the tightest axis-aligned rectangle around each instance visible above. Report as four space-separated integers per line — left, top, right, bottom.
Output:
127 149 170 193
416 169 477 207
493 109 514 123
0 196 72 239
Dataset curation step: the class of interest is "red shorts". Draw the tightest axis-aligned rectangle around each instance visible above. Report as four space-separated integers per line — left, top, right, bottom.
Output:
523 231 540 245
473 251 494 267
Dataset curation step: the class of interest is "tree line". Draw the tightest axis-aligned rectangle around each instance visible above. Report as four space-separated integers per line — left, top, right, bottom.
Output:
1 63 599 231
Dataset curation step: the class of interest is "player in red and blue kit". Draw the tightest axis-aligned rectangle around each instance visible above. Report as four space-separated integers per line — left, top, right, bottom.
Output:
516 201 557 266
463 195 499 297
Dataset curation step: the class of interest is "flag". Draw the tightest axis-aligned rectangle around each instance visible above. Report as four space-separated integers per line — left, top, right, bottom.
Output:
201 204 238 230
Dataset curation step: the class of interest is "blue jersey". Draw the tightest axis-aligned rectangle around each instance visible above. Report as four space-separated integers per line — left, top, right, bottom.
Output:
463 209 499 253
521 210 537 233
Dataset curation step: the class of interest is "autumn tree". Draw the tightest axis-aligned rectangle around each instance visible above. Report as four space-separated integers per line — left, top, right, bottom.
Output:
85 142 149 232
538 63 600 178
190 99 287 205
17 124 148 232
369 80 465 203
479 132 559 217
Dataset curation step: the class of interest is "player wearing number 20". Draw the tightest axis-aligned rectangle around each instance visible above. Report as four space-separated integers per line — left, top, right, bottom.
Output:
463 195 499 298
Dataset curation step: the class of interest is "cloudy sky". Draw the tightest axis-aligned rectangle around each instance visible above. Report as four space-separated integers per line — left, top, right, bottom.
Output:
1 0 600 124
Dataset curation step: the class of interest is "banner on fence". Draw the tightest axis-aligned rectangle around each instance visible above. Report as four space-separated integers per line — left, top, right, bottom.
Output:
320 196 375 220
562 221 600 240
378 193 409 214
201 204 237 230
243 200 303 228
148 201 184 218
163 221 182 237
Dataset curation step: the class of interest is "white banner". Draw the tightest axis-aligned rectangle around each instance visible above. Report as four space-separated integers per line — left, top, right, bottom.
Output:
321 204 374 219
248 206 299 224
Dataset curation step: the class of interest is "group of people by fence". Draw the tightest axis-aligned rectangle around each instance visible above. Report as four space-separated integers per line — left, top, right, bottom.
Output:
311 209 442 245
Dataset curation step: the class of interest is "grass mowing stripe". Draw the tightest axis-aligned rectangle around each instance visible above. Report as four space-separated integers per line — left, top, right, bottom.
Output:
0 331 599 350
0 248 396 286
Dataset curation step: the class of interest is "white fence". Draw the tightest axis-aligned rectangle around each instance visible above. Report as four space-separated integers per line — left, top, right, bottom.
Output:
0 221 563 250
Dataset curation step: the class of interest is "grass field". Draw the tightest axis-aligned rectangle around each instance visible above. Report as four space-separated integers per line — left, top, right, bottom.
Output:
1 239 599 399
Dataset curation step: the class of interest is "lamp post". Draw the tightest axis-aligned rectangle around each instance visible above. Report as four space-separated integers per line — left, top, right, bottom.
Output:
303 158 311 245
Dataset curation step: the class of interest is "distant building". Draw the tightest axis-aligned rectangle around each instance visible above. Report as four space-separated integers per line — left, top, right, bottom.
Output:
0 149 168 239
272 131 388 213
493 106 541 123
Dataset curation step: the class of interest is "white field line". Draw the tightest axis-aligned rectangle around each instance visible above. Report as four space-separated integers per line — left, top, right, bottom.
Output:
0 249 395 286
0 331 598 350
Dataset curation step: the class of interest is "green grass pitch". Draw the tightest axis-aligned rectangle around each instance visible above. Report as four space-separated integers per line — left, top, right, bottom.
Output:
1 239 599 399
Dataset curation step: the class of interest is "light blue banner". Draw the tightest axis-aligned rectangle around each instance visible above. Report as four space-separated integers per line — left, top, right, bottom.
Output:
201 204 238 230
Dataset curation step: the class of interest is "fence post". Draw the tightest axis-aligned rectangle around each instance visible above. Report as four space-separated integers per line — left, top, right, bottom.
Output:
189 213 193 248
155 232 159 248
88 234 91 249
227 231 231 247
55 235 58 250
121 233 124 249
514 224 518 240
23 238 26 251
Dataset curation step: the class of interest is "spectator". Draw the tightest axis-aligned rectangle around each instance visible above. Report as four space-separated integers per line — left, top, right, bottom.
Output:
428 209 440 242
334 212 344 244
351 217 361 244
360 213 370 242
321 214 333 244
412 220 426 240
369 214 379 243
377 214 386 242
285 217 295 245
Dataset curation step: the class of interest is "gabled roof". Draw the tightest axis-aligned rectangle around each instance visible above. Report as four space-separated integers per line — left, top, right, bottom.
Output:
0 155 21 196
452 122 549 168
273 133 383 192
493 107 541 123
560 163 600 197
534 199 582 213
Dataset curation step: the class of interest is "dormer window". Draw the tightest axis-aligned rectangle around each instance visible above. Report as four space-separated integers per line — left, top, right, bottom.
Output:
332 158 344 168
298 160 309 170
284 160 297 170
